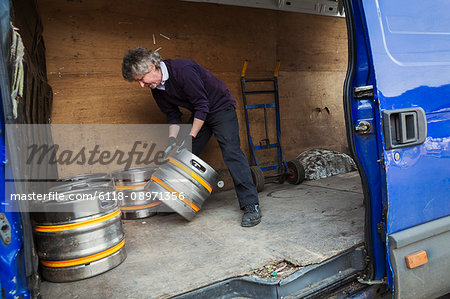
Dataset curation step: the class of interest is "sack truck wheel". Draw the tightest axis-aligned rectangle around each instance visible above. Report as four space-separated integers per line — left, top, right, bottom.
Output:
287 160 305 185
250 166 265 192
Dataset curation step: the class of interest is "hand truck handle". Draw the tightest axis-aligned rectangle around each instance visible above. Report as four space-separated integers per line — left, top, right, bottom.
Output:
241 60 248 78
274 60 280 78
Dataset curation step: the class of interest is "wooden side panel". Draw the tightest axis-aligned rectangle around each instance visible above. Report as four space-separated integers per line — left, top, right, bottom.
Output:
37 0 348 182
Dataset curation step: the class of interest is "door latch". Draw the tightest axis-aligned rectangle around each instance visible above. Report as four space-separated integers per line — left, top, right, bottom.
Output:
382 108 427 150
0 213 11 245
353 85 374 100
355 121 372 134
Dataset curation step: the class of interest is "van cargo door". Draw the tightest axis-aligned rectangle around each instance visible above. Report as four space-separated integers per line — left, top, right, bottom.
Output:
360 0 450 298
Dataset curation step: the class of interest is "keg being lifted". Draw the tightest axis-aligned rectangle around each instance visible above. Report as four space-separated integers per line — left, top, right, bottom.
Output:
112 166 162 219
145 147 223 221
32 183 126 282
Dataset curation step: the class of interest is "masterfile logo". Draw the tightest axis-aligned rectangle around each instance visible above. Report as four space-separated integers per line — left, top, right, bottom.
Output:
26 141 166 169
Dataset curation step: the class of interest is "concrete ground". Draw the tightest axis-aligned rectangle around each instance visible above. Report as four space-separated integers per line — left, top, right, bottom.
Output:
40 171 364 299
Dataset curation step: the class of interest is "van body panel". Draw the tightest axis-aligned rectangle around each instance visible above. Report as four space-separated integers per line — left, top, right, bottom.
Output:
389 216 450 299
0 1 31 298
345 0 386 280
362 0 450 232
360 0 450 295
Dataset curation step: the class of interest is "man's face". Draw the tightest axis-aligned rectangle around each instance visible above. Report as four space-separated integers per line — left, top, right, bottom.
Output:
134 64 162 89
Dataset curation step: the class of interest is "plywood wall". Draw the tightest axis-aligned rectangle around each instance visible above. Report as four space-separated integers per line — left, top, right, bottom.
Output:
37 0 348 183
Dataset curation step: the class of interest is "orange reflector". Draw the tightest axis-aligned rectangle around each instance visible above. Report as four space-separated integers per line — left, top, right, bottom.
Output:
405 250 428 269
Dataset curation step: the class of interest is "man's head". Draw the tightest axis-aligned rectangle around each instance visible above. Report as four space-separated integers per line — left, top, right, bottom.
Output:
122 47 162 89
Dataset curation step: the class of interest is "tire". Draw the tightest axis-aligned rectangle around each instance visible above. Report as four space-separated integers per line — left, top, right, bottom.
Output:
287 160 305 185
250 166 265 192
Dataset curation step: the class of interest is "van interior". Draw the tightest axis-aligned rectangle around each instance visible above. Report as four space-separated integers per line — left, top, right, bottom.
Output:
8 0 369 297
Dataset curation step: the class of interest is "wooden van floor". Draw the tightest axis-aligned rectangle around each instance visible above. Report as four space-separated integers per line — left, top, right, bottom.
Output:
40 171 364 299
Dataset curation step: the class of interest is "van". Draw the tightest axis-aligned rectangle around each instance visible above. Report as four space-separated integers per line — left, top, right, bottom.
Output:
1 0 449 298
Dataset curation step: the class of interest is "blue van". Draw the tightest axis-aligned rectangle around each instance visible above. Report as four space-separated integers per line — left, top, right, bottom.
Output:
0 0 449 298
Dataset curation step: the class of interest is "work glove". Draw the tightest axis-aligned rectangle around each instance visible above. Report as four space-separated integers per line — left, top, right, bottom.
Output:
177 134 193 151
163 137 177 158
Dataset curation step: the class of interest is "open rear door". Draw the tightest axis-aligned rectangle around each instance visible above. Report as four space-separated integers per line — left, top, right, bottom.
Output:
357 1 450 298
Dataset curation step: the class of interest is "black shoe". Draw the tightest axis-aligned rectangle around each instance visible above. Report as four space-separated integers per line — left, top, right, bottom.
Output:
241 204 261 227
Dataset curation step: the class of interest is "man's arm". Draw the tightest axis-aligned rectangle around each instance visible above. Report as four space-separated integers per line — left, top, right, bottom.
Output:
190 118 204 138
180 66 210 122
169 124 180 138
152 90 183 125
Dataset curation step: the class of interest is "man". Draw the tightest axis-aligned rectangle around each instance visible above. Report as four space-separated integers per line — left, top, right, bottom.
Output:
122 47 261 227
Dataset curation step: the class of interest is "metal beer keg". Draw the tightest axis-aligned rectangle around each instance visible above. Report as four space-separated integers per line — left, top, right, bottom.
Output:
112 166 161 219
32 184 126 282
145 148 222 221
51 172 112 192
58 172 111 182
49 178 115 193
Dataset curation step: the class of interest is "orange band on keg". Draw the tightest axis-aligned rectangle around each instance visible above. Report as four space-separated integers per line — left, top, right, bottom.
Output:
119 201 161 211
166 157 212 193
151 176 200 212
34 210 121 233
40 239 125 268
115 183 147 190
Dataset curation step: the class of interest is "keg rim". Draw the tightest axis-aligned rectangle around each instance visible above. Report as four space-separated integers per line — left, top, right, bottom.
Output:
49 180 114 193
112 166 157 182
58 172 110 182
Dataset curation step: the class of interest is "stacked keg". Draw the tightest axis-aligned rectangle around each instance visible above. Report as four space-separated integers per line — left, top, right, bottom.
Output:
145 147 222 221
32 175 126 282
32 149 221 282
112 166 161 219
56 172 111 183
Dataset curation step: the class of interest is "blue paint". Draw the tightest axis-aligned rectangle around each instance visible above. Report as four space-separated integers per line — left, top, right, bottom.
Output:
0 168 30 299
348 288 375 299
361 0 450 291
0 85 30 299
0 1 30 297
347 0 386 281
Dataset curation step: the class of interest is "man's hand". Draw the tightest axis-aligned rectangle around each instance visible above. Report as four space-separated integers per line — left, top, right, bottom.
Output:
177 134 194 150
168 137 177 148
164 137 177 158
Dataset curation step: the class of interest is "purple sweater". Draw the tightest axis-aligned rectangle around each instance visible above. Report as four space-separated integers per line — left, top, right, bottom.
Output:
151 59 236 124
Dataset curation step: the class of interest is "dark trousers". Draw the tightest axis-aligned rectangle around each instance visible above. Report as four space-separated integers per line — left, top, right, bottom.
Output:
192 107 259 209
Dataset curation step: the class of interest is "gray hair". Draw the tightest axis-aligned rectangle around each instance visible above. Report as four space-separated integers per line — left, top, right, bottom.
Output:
122 47 162 81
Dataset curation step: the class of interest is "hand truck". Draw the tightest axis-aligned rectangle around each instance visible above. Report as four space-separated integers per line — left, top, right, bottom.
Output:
240 60 304 192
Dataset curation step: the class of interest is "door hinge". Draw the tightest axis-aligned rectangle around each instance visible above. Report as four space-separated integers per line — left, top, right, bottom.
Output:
353 85 374 100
